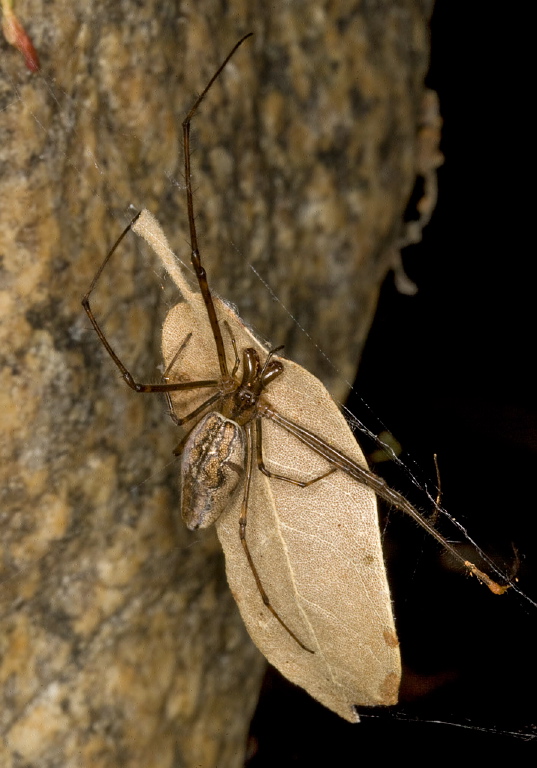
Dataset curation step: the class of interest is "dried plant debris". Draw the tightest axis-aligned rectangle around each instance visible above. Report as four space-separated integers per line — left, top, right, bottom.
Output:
1 0 39 72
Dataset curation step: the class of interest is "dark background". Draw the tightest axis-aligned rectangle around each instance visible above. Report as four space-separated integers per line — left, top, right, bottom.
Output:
248 2 536 762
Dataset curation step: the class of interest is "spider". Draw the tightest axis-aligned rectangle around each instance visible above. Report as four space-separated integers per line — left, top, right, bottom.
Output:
82 34 508 720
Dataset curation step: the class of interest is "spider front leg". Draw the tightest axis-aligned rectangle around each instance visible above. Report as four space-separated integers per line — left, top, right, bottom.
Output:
181 33 253 381
82 216 220 397
255 419 337 487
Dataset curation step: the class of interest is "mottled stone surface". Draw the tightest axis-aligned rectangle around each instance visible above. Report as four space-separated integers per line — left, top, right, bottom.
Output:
1 1 435 766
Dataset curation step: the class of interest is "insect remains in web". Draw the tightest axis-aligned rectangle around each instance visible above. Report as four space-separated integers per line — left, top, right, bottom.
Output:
82 34 516 722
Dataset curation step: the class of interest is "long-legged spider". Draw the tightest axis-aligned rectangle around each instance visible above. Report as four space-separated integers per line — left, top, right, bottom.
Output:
82 34 509 720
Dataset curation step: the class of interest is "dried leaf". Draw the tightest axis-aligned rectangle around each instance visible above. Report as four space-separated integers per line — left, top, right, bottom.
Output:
132 210 401 722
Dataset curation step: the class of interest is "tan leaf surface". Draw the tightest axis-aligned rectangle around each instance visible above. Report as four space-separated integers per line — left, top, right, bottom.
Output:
133 210 401 722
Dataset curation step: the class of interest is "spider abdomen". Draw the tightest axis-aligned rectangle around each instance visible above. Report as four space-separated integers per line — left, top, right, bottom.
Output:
181 411 246 530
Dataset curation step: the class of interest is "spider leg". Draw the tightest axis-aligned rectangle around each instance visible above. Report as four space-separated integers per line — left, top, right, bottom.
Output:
239 423 314 653
255 419 337 487
261 406 510 596
168 391 222 443
182 34 252 381
82 216 220 396
162 332 193 380
161 334 223 430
